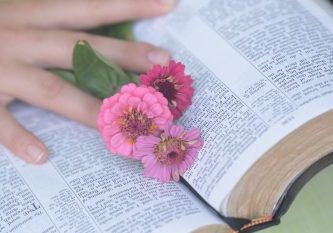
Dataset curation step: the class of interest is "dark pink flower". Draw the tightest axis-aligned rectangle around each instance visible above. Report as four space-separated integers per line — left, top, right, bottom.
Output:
134 124 203 182
140 61 194 119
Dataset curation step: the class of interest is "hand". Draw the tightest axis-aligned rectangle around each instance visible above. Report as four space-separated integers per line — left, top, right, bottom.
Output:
0 0 175 164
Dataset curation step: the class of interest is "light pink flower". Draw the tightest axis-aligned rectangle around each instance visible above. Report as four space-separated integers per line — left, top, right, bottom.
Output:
134 124 203 182
97 83 173 158
140 61 194 119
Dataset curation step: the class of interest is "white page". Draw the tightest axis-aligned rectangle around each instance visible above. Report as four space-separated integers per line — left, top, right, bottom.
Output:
134 0 333 212
0 103 222 233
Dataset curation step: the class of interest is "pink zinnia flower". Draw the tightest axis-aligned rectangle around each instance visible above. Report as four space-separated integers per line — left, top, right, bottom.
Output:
140 61 194 119
134 124 203 182
97 83 173 158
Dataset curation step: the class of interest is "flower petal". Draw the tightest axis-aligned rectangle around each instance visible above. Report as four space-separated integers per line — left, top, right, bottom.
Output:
171 168 180 182
136 135 161 146
111 133 127 148
150 104 163 116
142 155 158 166
161 166 171 183
119 93 130 105
121 83 136 93
103 125 120 137
137 102 148 113
116 143 133 157
103 109 114 124
128 97 141 108
134 86 148 98
153 117 169 127
162 123 173 137
111 103 125 116
183 128 201 141
170 125 184 137
143 93 158 105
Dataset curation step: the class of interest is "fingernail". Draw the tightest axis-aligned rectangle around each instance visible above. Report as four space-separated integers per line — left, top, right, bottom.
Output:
26 145 45 163
148 49 170 65
156 0 177 10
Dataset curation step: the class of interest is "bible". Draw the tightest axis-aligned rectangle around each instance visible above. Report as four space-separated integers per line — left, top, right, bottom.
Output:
135 0 333 231
1 0 333 232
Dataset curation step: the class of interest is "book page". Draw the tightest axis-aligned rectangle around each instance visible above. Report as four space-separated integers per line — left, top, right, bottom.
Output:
0 103 222 233
309 0 333 18
134 0 333 212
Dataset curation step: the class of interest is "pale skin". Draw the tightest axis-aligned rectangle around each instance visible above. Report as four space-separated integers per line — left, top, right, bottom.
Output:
0 0 175 164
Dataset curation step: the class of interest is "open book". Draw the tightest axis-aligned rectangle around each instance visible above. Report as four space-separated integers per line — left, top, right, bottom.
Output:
1 0 333 232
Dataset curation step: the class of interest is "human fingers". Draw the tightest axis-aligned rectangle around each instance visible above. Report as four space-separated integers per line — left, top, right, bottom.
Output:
0 106 48 164
0 94 14 106
1 28 170 73
0 0 176 29
0 63 101 128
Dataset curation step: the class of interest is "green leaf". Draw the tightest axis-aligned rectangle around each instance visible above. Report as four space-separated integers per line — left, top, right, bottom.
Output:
87 22 134 41
126 71 140 84
73 40 137 99
51 69 76 84
51 23 136 99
